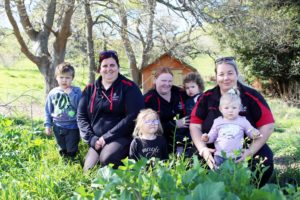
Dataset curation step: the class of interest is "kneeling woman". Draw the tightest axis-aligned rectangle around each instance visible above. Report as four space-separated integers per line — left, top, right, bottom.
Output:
190 57 274 187
77 50 144 171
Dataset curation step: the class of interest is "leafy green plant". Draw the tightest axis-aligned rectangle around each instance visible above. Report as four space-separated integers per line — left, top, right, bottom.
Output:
73 156 299 200
0 115 91 199
1 95 300 199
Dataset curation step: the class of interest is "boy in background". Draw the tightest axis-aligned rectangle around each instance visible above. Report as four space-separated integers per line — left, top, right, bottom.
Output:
44 62 82 160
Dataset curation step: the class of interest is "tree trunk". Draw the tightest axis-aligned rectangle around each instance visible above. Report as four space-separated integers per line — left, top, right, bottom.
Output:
85 0 96 83
38 62 57 95
271 79 300 102
117 3 141 85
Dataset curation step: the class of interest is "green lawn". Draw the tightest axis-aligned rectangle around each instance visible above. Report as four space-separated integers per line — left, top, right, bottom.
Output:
189 54 215 78
0 63 87 119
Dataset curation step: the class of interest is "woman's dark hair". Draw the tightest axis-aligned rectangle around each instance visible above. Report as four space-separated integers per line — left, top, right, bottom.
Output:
98 50 119 72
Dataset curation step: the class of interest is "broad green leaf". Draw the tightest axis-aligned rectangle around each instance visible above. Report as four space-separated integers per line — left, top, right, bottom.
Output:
157 170 177 197
120 190 137 200
186 181 226 200
250 184 286 200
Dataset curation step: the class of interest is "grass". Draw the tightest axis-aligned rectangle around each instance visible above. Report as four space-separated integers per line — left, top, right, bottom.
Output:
189 54 215 79
0 62 87 119
0 113 299 199
267 99 300 186
0 116 94 199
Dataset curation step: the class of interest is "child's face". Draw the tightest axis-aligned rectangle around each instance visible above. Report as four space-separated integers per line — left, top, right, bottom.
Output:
219 101 240 120
141 114 159 136
56 73 73 89
185 81 200 97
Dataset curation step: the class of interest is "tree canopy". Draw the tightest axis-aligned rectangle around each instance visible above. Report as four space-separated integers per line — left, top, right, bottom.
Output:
216 0 300 101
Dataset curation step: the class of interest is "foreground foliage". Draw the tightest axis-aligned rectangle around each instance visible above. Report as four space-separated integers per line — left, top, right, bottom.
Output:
72 157 299 200
0 114 299 199
0 116 91 199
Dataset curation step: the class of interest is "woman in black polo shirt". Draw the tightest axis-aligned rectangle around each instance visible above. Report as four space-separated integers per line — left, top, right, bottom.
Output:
144 67 189 153
77 50 144 171
190 57 274 187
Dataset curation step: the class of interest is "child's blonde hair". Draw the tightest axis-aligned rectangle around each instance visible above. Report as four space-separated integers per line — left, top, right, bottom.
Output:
183 72 205 92
55 62 75 78
133 109 163 138
219 88 241 108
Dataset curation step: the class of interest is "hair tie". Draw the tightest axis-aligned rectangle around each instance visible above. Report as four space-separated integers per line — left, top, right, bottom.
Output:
227 88 240 96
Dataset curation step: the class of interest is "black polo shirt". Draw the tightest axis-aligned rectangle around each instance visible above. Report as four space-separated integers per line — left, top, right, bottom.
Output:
190 83 274 133
144 86 187 142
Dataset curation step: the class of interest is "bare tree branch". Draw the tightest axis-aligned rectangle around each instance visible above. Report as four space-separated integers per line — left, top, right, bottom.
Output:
16 0 39 40
85 0 97 83
4 0 39 64
136 18 146 46
0 89 39 107
42 18 58 37
156 0 188 12
53 0 75 64
43 0 57 37
140 0 155 67
57 0 75 43
116 1 140 82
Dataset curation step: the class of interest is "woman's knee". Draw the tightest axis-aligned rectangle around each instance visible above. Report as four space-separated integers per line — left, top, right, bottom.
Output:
98 152 112 166
99 149 123 167
83 148 100 172
99 143 130 167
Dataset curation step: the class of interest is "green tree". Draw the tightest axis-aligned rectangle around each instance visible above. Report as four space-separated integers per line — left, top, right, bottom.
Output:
210 0 300 101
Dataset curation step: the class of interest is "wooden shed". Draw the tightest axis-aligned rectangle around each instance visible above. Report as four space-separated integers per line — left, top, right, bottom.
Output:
141 53 197 93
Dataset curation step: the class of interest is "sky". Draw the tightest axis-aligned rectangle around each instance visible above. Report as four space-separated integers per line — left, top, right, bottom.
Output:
0 11 13 29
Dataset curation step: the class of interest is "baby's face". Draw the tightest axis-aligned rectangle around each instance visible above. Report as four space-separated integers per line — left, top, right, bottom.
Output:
184 82 200 97
219 101 240 120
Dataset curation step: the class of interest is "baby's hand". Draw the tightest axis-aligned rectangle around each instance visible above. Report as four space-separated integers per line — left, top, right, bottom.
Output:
251 129 262 139
64 87 72 94
201 133 209 142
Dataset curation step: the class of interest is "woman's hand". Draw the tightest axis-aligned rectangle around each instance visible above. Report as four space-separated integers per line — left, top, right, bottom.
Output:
200 147 216 169
236 149 252 163
176 116 190 128
95 137 106 150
